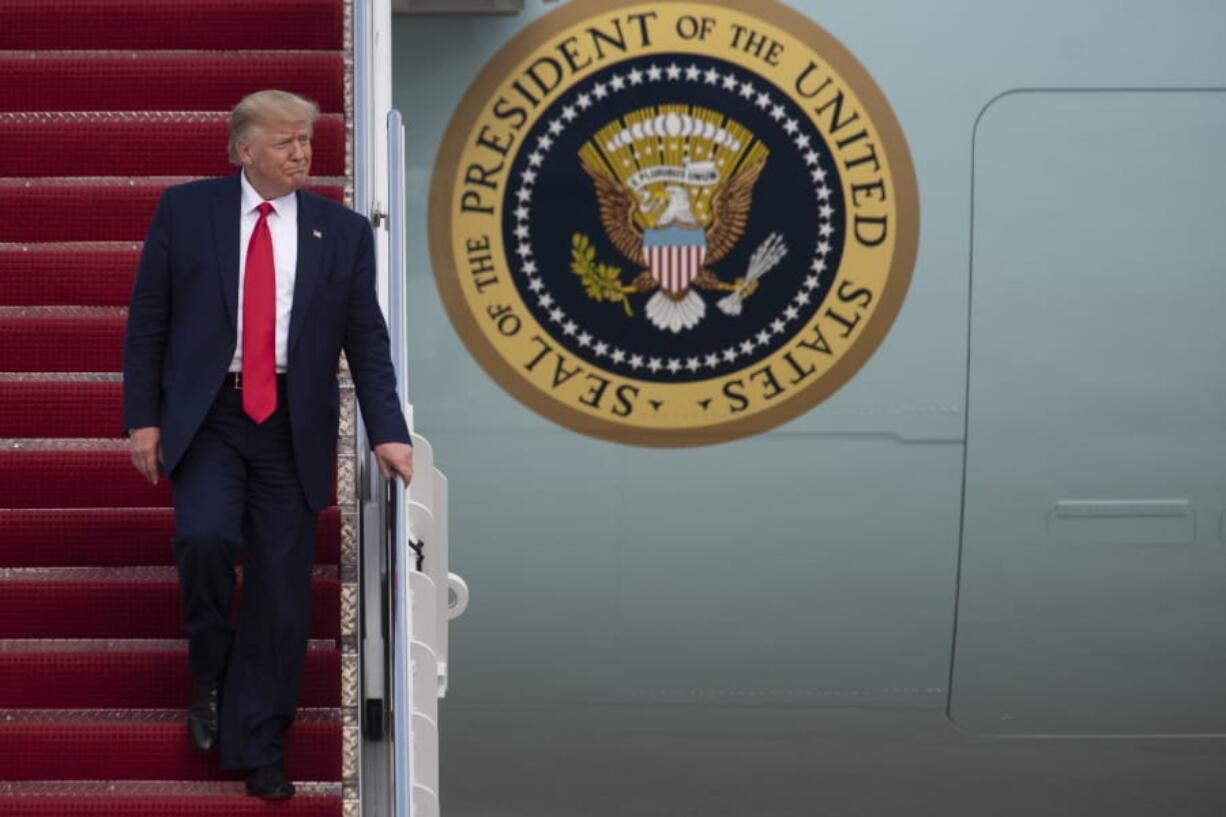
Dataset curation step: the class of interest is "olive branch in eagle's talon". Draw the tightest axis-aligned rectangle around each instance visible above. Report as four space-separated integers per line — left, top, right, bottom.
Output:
569 232 643 317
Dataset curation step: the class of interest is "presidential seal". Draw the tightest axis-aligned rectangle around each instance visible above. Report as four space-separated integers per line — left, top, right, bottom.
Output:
429 0 918 446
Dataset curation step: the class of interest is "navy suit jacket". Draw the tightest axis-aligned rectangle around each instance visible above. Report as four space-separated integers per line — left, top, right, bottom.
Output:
122 173 410 511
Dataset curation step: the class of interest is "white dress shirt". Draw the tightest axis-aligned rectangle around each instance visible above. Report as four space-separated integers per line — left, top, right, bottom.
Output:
229 171 298 373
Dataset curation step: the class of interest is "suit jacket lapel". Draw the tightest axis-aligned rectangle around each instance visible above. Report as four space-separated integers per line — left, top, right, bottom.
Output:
211 174 242 330
289 189 324 354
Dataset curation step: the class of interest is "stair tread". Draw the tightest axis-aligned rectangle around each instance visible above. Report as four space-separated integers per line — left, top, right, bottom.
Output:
0 306 126 317
0 566 338 581
0 707 340 722
0 240 140 250
0 439 155 449
0 792 341 817
0 372 124 380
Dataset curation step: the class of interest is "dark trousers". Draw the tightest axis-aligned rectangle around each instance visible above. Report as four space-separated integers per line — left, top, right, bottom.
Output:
170 381 318 771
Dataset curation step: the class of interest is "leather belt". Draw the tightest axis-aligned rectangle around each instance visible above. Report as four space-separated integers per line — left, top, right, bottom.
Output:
225 372 287 390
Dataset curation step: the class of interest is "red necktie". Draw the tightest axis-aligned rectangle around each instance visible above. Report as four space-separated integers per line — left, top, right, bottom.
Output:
242 202 277 423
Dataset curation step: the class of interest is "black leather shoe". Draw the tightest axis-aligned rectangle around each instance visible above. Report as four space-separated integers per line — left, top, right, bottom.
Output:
246 762 296 800
187 680 220 753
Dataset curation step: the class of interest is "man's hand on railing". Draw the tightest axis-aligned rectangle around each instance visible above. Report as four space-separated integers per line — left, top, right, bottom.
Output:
374 441 414 484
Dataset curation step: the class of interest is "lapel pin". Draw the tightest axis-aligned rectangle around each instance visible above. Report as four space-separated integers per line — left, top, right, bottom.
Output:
312 229 323 239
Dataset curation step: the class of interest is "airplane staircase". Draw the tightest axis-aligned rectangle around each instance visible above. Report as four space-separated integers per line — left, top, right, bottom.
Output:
0 1 459 814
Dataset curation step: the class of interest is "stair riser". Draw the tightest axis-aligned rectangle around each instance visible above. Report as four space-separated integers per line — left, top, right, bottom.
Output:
0 508 342 568
0 580 341 640
0 57 344 114
0 250 139 308
0 451 337 509
0 650 341 708
0 120 346 178
0 316 126 373
0 0 344 51
0 721 341 781
0 382 124 436
0 451 172 507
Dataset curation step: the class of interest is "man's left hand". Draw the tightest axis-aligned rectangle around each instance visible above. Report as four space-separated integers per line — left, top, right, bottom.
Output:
374 442 414 484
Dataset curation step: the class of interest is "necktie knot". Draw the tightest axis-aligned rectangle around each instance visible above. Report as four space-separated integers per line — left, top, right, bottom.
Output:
256 202 275 218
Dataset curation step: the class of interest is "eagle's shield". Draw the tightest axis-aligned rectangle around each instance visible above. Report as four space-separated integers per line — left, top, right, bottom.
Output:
642 227 707 294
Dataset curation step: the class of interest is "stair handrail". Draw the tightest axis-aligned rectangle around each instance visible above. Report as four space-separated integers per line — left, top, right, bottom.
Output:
386 106 415 817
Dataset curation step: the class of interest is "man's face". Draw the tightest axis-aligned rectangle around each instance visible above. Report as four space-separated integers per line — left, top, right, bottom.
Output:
237 119 313 199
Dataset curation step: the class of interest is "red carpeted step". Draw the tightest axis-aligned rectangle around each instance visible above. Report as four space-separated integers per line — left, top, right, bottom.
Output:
0 55 344 114
0 245 140 307
0 183 345 243
0 641 340 709
0 450 338 509
0 709 341 781
0 449 172 508
0 0 344 51
0 507 342 567
0 782 342 817
0 568 341 640
0 380 123 437
0 312 125 372
0 116 346 178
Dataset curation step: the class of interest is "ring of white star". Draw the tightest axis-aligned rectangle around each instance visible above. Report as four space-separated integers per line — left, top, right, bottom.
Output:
508 60 840 379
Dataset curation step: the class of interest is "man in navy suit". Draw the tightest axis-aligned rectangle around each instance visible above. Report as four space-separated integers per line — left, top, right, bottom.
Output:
123 90 412 800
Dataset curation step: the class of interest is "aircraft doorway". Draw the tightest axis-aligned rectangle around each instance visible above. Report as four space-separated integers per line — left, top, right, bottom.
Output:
950 90 1226 736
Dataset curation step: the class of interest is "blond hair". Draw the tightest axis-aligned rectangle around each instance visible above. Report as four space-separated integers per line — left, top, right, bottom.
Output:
228 90 321 164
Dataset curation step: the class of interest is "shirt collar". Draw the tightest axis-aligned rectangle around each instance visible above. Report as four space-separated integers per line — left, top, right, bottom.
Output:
240 171 298 220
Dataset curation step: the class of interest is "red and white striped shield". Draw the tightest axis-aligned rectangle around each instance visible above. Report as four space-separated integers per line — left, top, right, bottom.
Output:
642 227 707 294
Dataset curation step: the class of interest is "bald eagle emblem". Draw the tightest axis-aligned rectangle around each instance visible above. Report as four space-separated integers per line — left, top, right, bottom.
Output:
572 105 788 333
